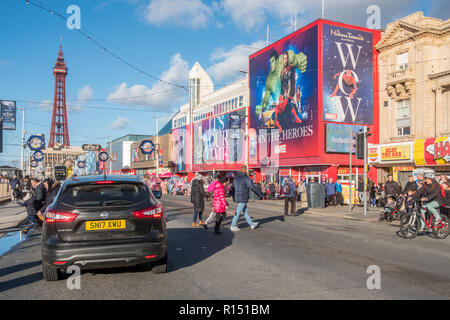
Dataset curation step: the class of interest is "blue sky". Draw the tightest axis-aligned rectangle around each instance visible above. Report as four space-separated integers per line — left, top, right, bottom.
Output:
0 0 448 167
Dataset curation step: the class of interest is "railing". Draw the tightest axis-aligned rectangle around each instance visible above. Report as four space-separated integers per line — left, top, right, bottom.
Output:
0 183 10 202
387 69 411 83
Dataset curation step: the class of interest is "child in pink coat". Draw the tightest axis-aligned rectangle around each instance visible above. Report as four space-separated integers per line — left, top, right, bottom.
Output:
212 177 229 234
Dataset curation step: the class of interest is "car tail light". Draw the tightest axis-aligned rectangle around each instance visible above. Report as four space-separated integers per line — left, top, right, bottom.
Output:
45 210 79 223
132 205 163 219
95 181 115 184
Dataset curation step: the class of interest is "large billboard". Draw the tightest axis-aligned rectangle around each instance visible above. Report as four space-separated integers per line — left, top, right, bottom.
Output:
322 23 374 124
249 24 319 164
325 123 365 153
1 100 16 130
193 109 245 168
172 126 186 171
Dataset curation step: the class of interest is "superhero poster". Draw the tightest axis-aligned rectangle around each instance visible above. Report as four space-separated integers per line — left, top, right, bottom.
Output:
249 25 319 162
322 23 374 124
172 126 186 171
193 109 245 166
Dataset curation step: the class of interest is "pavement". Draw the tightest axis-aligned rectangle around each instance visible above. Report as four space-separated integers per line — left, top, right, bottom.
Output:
0 201 28 236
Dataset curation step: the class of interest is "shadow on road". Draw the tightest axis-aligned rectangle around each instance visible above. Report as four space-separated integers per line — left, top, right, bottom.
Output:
0 272 43 294
0 260 41 278
84 227 234 277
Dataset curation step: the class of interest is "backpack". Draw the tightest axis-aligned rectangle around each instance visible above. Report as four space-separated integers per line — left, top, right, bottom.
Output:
283 182 292 195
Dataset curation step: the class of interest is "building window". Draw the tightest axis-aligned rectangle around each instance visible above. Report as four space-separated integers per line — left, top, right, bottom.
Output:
397 52 409 70
396 99 410 136
239 95 243 107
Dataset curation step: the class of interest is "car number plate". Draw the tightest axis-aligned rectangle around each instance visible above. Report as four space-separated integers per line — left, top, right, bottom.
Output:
86 220 126 231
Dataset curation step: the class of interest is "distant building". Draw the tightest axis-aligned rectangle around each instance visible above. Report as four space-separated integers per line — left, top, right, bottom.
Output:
42 145 86 178
107 134 148 174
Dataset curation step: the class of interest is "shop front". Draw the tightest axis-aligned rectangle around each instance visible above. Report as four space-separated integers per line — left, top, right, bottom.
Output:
413 136 450 178
368 142 414 186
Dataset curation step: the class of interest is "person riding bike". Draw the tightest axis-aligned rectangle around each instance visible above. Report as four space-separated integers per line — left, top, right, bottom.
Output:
412 172 444 231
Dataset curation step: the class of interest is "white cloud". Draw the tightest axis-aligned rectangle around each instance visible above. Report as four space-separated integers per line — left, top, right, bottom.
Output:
107 53 189 110
37 99 52 111
110 117 131 129
77 85 93 102
143 0 213 29
207 40 265 82
220 0 418 31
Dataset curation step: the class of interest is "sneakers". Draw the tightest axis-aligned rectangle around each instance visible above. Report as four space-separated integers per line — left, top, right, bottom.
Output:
192 222 199 227
251 222 259 230
230 226 240 232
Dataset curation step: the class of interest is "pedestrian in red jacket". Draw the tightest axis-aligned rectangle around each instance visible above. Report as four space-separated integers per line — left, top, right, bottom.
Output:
212 176 229 234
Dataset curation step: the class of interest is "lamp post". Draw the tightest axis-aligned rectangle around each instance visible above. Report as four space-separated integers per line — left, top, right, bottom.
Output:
17 108 25 176
153 116 159 178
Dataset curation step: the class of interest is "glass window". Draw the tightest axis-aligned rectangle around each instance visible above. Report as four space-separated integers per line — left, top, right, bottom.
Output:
59 183 154 207
397 52 409 70
396 99 410 120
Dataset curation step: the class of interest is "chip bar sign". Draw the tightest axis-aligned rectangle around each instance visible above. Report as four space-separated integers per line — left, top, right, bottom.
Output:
380 145 410 161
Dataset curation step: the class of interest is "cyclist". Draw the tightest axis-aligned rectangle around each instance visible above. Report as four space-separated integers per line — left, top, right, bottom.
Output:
413 172 444 231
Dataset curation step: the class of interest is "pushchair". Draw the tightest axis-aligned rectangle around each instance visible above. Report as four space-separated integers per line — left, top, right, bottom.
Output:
379 195 405 222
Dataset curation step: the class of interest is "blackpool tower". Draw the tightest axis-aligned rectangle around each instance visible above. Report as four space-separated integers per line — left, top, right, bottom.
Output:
48 45 70 148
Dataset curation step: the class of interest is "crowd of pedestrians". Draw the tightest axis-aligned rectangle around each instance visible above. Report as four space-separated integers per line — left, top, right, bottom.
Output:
189 165 262 234
2 175 61 234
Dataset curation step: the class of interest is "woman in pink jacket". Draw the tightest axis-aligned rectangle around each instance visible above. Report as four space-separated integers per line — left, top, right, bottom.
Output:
212 176 229 234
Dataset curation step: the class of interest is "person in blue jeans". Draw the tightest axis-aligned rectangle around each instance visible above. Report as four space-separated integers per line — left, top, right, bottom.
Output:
334 179 344 206
230 165 263 232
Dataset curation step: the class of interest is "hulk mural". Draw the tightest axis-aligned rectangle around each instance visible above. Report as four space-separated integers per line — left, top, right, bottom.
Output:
255 49 307 131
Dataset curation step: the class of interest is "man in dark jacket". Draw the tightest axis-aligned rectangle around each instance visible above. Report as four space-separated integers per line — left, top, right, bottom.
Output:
283 176 297 215
384 175 401 197
402 175 417 194
325 178 336 207
9 175 21 203
230 166 263 232
190 173 206 227
413 172 443 229
31 178 46 214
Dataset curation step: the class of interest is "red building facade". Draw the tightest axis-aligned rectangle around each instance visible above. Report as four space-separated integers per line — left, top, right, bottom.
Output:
248 19 381 184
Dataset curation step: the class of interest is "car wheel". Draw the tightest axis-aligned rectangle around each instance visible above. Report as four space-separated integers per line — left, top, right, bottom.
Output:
42 262 60 281
152 255 168 274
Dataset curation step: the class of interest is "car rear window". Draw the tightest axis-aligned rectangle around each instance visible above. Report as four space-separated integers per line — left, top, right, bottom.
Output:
59 183 154 207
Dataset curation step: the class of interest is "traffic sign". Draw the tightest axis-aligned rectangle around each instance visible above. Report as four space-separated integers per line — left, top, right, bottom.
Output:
33 150 45 162
82 144 102 152
139 140 155 155
98 151 109 162
27 135 45 151
54 166 67 181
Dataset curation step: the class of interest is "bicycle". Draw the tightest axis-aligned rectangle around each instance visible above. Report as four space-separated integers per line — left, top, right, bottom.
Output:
399 200 449 239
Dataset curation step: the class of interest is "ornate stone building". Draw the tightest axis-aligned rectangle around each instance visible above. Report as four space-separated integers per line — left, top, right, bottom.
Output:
371 12 450 184
376 11 450 142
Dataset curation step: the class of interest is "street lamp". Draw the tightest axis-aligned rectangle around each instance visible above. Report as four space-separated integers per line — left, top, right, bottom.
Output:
153 116 159 178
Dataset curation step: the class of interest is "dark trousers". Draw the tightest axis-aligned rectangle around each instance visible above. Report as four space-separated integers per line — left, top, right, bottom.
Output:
335 192 344 206
326 195 336 207
214 212 225 232
284 196 296 215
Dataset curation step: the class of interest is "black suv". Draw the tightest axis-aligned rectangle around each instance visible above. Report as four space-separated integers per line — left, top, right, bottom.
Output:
41 175 168 281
